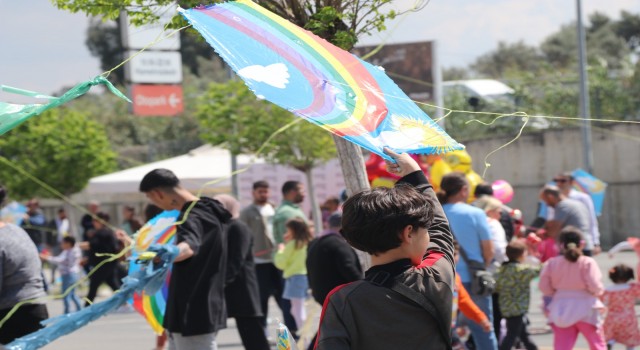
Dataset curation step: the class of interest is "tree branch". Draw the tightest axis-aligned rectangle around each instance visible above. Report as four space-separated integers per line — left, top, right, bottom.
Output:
258 0 291 21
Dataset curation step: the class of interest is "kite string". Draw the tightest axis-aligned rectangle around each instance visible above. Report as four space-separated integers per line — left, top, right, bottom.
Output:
4 0 639 331
464 113 530 178
0 116 305 330
322 78 640 175
0 19 214 329
357 0 425 61
173 117 304 226
101 24 191 78
0 156 114 230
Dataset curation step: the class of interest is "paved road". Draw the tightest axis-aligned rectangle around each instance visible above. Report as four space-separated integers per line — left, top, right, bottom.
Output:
36 251 636 350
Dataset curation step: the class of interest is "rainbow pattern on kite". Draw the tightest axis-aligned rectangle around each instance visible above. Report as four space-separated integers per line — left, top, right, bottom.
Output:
179 0 464 160
128 210 179 334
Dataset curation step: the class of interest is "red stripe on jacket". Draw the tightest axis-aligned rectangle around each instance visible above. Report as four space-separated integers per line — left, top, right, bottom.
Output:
416 251 445 268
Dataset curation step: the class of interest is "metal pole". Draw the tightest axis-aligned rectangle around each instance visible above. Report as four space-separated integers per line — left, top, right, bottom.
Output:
227 65 239 197
231 152 239 197
432 40 445 129
576 0 594 174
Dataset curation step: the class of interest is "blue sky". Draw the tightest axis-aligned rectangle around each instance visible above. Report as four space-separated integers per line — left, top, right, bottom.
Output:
0 0 638 103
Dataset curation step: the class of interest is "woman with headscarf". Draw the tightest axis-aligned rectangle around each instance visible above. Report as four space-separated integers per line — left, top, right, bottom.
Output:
214 194 270 350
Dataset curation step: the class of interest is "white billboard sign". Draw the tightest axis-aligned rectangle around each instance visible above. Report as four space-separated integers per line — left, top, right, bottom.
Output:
126 51 183 84
121 2 180 50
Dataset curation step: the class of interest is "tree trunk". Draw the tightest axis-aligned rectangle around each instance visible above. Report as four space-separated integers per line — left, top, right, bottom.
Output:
304 167 324 236
332 135 371 270
332 135 370 196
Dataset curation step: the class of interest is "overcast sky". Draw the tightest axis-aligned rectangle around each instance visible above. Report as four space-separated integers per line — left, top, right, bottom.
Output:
0 0 638 103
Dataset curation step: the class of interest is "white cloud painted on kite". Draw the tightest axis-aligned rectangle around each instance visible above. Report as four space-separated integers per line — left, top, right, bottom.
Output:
238 63 290 89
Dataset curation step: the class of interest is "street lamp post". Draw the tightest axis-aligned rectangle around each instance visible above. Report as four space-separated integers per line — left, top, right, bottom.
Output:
576 0 594 174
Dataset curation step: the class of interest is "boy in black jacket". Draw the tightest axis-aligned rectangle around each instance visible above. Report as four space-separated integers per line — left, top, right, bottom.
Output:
139 169 231 350
314 149 455 350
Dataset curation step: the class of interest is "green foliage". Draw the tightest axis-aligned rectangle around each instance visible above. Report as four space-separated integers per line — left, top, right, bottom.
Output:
52 0 199 25
442 67 469 81
64 70 210 169
456 9 640 137
614 11 640 51
54 0 421 52
472 41 545 78
196 80 336 171
0 108 117 197
305 7 356 50
422 90 531 142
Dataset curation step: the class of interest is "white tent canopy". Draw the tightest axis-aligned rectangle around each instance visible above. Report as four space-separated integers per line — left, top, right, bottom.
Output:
86 145 260 194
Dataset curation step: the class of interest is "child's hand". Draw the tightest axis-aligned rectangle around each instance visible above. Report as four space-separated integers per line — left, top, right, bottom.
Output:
455 326 468 338
277 243 285 252
383 148 421 178
115 229 133 246
480 319 492 333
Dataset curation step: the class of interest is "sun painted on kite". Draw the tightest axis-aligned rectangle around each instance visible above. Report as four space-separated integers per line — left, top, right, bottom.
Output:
391 115 450 147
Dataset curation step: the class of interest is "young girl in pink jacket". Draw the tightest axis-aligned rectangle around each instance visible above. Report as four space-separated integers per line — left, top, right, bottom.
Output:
539 226 606 350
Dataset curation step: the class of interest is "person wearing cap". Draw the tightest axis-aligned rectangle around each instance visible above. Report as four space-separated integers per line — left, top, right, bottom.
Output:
540 185 592 255
306 211 362 350
551 172 601 255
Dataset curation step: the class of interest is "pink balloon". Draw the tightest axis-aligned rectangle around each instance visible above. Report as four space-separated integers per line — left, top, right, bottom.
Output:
492 179 514 204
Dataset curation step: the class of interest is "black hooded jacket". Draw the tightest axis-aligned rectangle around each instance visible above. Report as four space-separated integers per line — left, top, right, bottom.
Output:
164 197 232 336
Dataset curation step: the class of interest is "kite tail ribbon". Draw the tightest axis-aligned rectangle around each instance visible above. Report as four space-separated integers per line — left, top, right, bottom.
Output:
5 244 175 350
0 76 130 136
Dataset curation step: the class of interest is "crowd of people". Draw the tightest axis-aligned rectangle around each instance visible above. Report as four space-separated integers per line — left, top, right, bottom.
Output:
1 154 640 350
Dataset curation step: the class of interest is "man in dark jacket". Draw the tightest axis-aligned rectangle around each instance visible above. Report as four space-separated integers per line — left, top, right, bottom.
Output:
22 199 46 251
139 169 231 350
215 194 269 350
238 181 283 331
80 211 121 306
306 211 362 350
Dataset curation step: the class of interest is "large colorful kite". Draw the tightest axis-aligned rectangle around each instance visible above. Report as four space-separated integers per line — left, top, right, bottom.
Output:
179 0 464 160
128 210 179 334
571 168 607 215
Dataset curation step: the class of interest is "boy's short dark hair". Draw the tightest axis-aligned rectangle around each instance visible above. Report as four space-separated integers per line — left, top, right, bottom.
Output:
282 181 301 195
253 180 269 190
139 169 180 192
341 184 434 255
62 236 76 246
506 240 527 261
